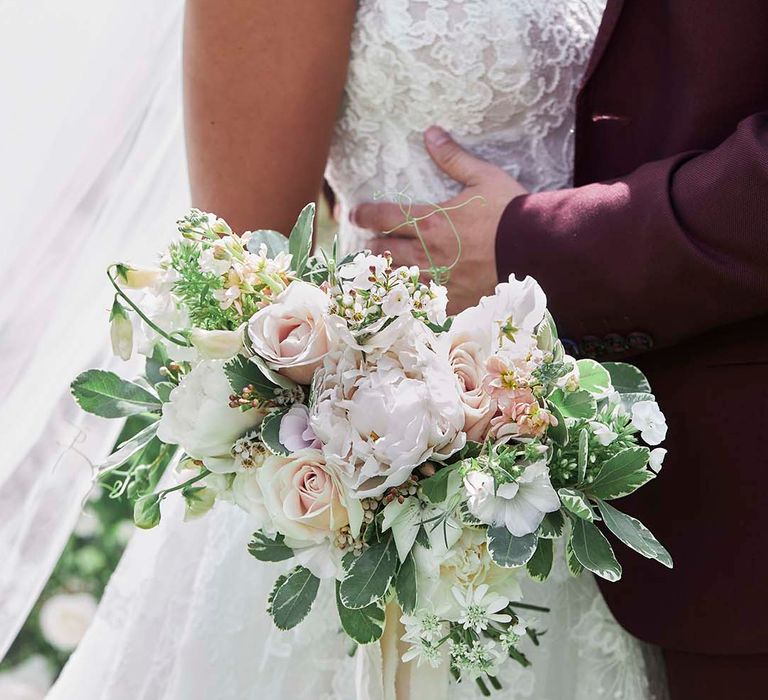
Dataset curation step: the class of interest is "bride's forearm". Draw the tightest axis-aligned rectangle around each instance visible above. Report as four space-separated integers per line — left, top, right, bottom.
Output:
183 0 356 235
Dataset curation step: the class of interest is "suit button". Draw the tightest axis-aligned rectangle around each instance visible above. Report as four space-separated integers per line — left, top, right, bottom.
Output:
604 333 628 354
628 332 654 351
561 338 580 357
579 335 605 358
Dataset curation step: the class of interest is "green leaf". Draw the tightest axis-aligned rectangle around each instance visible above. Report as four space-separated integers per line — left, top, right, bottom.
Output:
260 409 291 456
589 447 654 500
546 401 568 446
618 391 655 412
268 566 320 630
577 428 589 484
339 534 398 609
250 354 298 390
420 465 457 503
602 362 651 394
550 388 597 420
576 359 612 396
246 229 289 258
596 500 672 568
155 381 175 403
538 510 565 539
71 369 161 418
248 531 295 562
97 421 159 476
223 354 282 399
565 535 583 576
145 343 170 386
288 203 316 277
335 582 386 645
487 527 538 568
570 518 622 582
526 538 554 581
558 488 597 521
395 552 418 614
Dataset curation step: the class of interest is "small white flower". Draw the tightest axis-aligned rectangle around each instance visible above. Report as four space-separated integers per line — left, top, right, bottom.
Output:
425 282 448 325
39 592 98 651
120 266 164 289
589 420 618 446
450 639 505 680
401 610 444 643
401 637 443 668
109 301 133 361
649 447 667 473
381 283 412 317
631 400 668 445
452 584 511 633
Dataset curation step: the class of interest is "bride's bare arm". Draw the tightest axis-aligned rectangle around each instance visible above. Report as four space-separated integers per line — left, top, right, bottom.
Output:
184 0 357 234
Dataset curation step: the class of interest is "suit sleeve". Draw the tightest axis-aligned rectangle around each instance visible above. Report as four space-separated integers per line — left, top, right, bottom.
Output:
495 113 768 354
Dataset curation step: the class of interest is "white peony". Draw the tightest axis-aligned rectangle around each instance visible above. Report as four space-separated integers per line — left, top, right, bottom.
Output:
39 592 98 651
247 280 331 384
464 460 560 537
311 316 466 497
157 360 264 472
631 400 668 445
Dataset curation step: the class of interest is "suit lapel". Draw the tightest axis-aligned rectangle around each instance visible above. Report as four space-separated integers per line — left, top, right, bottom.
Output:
580 0 625 88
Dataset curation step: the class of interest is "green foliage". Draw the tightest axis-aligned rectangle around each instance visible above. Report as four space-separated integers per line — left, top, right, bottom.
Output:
335 582 386 645
419 465 458 503
596 500 672 568
267 566 320 630
569 518 622 582
288 203 316 277
339 533 398 609
144 343 170 386
526 537 554 581
223 354 283 399
247 229 289 257
576 359 611 396
248 532 295 562
395 553 418 614
588 447 654 500
71 370 161 418
558 488 597 521
260 409 291 456
486 528 538 568
96 421 158 476
133 493 161 529
537 510 565 539
602 362 651 394
549 389 597 420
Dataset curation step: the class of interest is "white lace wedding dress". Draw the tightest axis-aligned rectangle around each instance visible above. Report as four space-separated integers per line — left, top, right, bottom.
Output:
49 1 668 698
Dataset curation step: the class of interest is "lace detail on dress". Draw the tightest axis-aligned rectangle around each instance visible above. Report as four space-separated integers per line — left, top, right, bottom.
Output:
327 0 606 251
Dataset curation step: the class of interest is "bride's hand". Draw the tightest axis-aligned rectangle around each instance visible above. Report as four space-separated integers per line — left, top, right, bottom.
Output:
351 126 527 314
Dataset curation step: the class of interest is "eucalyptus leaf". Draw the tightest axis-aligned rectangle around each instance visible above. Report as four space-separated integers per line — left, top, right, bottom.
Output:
71 369 161 418
245 229 289 257
526 537 554 581
248 531 295 562
558 488 597 521
339 534 398 609
336 582 386 645
549 388 597 420
260 409 291 456
602 362 651 394
487 527 538 568
395 553 418 614
288 203 316 277
596 500 672 568
570 518 622 582
268 566 320 630
589 447 653 500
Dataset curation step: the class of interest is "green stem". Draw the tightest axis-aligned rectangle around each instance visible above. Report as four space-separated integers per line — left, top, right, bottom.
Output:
508 601 550 613
476 677 491 697
107 266 191 347
157 468 211 499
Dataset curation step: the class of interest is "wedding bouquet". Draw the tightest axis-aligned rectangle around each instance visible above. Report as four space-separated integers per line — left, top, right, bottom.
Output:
72 204 671 694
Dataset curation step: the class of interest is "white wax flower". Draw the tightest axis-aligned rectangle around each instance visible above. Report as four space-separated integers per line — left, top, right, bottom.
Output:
39 592 98 651
464 460 560 537
631 400 668 445
157 360 264 472
381 283 411 317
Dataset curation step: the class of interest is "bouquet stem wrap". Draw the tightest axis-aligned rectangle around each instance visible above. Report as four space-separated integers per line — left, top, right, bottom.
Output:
356 602 449 700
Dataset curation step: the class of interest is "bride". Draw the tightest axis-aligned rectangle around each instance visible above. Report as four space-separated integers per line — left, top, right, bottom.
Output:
48 1 666 698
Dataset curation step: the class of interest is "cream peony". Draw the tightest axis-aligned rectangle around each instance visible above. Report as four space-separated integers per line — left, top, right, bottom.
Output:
247 280 331 384
39 592 98 651
157 360 264 472
311 316 466 497
257 449 351 544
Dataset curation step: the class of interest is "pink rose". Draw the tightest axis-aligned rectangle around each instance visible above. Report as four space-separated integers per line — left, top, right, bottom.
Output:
247 281 331 384
448 334 497 442
257 449 349 543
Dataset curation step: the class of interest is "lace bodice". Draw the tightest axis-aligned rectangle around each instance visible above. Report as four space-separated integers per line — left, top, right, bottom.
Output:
327 0 607 251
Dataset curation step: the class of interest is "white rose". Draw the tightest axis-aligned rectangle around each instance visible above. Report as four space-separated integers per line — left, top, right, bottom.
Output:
39 592 98 651
464 461 560 537
157 360 264 472
188 326 244 360
311 316 466 496
257 449 351 544
231 469 272 530
631 400 668 445
247 280 331 384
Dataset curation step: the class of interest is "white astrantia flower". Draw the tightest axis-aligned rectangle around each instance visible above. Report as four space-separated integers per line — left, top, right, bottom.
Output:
631 400 668 445
157 360 265 472
453 584 512 633
39 592 98 651
310 315 466 497
649 447 667 473
464 460 560 537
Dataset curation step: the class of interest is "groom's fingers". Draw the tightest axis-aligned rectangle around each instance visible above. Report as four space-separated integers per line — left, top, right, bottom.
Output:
424 126 495 186
351 202 434 237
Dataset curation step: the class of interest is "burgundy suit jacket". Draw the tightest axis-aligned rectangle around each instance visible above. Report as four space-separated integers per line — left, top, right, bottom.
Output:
496 0 768 654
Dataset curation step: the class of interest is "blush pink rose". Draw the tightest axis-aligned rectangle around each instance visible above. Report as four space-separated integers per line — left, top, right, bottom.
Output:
247 280 331 384
447 334 497 442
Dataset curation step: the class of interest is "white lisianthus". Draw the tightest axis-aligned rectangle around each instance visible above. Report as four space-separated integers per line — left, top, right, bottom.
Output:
157 360 264 472
649 447 667 473
464 460 560 537
247 280 331 384
311 316 466 496
188 326 244 360
39 592 98 651
631 400 668 445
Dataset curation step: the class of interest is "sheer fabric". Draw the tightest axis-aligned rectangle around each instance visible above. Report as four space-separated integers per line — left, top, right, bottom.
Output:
45 1 668 698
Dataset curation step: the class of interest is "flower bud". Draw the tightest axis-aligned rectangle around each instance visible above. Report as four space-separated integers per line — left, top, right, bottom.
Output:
109 298 133 361
120 266 164 289
188 326 244 360
133 493 162 529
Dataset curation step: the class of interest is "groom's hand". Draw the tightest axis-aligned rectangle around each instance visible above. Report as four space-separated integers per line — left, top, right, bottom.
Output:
351 126 528 313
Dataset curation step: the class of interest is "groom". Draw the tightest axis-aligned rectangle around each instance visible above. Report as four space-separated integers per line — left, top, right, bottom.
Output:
354 1 768 697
